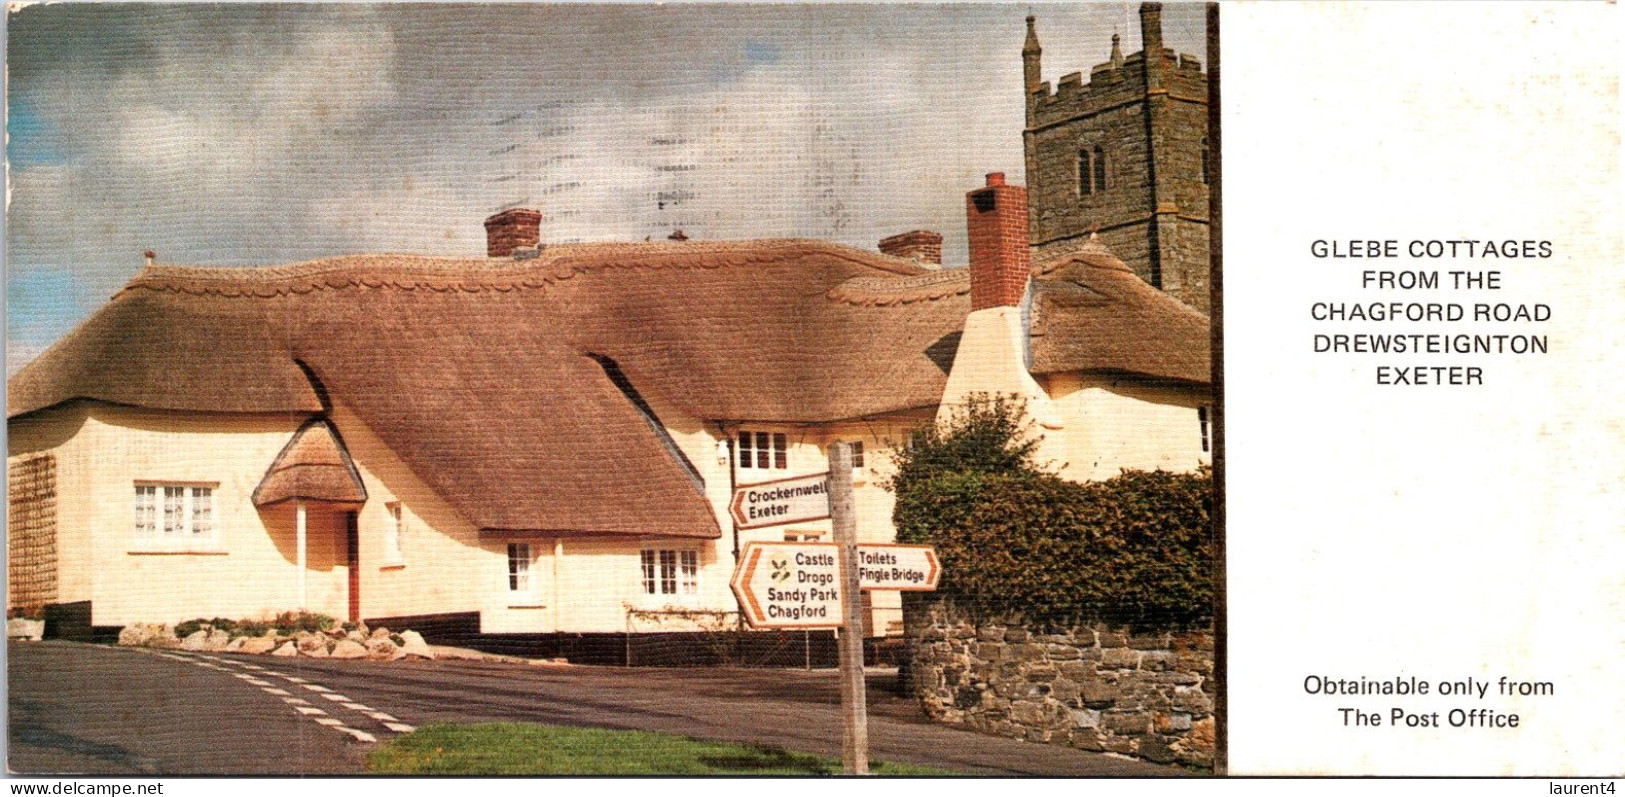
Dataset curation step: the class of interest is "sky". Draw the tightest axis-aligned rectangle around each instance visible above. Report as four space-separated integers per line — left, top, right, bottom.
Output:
5 2 1206 375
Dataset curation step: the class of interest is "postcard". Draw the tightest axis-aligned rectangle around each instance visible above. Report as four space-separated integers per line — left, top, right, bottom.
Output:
5 0 1620 782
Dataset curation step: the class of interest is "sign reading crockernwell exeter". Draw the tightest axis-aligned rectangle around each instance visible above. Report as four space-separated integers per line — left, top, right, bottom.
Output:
730 542 843 629
729 472 831 529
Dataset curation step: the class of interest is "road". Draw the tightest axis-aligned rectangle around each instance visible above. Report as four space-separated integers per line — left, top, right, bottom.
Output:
8 641 1184 776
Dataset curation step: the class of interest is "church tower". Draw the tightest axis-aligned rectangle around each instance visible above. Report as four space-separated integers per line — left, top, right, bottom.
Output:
1022 4 1211 314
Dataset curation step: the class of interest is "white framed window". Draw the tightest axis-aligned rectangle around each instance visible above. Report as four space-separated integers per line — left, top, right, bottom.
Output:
382 503 406 566
784 531 824 542
507 543 533 593
134 483 217 549
641 549 699 598
737 431 788 471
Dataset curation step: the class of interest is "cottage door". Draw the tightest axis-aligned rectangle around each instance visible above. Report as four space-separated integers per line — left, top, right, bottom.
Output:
346 512 360 623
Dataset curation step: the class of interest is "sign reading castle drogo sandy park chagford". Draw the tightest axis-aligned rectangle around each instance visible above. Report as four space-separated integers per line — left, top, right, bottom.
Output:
730 542 845 628
728 473 831 529
731 542 941 628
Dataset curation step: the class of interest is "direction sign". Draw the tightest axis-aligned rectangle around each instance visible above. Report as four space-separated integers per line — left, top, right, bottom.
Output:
856 544 941 591
730 542 843 629
729 473 831 530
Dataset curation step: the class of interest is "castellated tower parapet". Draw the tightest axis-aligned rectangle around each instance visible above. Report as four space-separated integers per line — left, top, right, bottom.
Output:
1022 3 1212 314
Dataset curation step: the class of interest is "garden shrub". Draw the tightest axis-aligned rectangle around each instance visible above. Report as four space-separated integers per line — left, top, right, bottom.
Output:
890 394 1213 630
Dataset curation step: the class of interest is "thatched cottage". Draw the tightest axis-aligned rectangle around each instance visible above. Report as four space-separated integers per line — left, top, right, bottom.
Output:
6 174 1210 659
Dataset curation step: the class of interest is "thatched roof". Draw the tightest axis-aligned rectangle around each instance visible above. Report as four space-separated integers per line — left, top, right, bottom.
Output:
8 238 1207 538
252 419 367 508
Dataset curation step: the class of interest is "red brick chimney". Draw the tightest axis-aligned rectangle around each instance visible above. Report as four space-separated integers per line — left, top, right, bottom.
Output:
879 230 943 267
966 172 1031 310
484 208 542 258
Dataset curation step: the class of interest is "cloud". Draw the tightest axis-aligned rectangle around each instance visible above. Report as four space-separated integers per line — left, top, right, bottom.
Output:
5 3 1206 370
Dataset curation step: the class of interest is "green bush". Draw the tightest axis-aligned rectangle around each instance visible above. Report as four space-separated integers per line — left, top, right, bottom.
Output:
272 610 337 634
890 394 1213 630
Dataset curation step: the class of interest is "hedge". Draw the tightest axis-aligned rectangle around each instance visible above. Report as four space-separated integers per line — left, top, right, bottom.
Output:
894 468 1214 631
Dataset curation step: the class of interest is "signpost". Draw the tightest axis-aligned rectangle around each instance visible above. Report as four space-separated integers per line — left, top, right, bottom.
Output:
728 472 832 529
827 443 869 776
726 444 942 776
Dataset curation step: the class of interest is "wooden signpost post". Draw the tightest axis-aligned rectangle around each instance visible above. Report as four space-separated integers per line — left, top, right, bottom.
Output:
827 442 869 776
728 442 940 776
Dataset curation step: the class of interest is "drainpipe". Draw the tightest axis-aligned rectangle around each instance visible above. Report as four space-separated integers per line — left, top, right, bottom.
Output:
715 422 742 635
552 538 563 633
295 501 308 609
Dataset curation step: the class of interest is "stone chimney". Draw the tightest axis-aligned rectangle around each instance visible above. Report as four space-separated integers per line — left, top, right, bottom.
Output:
966 172 1031 311
878 230 943 268
484 208 542 258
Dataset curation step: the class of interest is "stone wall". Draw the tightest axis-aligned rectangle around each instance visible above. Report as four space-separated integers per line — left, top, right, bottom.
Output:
904 597 1215 768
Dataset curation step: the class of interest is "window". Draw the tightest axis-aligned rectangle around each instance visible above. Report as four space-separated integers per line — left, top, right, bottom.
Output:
135 484 215 545
849 441 865 469
737 431 788 470
1198 406 1211 453
784 531 824 542
641 549 699 597
507 543 533 592
383 503 405 565
1078 146 1107 195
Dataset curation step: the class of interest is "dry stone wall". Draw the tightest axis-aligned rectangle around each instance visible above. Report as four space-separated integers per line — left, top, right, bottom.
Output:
905 597 1214 768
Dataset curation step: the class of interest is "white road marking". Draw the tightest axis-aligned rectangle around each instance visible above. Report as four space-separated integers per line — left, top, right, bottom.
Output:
150 644 412 744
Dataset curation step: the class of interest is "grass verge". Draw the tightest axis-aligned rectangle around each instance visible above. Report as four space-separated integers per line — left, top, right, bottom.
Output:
367 722 958 776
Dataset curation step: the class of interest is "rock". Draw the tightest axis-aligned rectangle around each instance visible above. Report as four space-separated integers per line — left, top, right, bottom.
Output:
1101 648 1140 669
1081 680 1121 709
398 631 434 660
117 623 154 647
240 637 278 655
430 646 485 661
271 641 298 657
345 630 366 644
1102 710 1152 735
369 627 391 640
1071 708 1102 729
8 618 44 641
297 634 330 657
203 629 231 652
225 637 247 652
331 640 367 659
1137 737 1177 764
181 630 209 651
365 638 400 660
148 631 182 649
